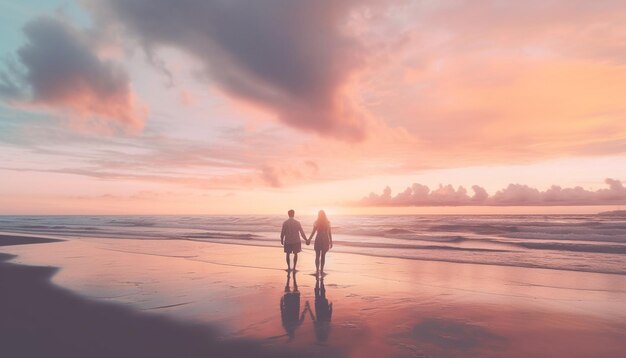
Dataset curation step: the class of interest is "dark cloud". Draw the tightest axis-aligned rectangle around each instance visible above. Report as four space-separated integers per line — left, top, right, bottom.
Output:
359 179 626 206
89 0 379 141
0 16 145 131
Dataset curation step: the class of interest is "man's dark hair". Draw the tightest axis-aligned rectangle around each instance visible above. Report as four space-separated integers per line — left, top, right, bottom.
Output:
288 209 295 217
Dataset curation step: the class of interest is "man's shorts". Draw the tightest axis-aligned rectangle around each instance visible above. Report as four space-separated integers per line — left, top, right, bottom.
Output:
284 241 302 254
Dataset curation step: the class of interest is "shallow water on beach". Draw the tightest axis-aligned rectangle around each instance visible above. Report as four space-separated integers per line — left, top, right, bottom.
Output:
2 236 626 358
1 214 625 274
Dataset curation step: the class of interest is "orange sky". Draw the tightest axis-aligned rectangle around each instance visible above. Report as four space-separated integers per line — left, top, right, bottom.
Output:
0 1 625 214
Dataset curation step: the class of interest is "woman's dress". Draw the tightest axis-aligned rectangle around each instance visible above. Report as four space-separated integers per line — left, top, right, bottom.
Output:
314 224 331 252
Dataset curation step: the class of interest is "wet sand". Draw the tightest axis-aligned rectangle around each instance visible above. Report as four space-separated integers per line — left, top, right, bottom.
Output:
1 233 626 357
0 233 63 246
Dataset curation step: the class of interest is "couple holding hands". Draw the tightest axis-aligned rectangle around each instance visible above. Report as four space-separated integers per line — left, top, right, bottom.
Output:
280 209 333 274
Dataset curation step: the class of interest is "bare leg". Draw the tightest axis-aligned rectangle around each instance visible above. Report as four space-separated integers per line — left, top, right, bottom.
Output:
286 253 291 271
315 250 321 273
320 251 327 273
293 253 298 271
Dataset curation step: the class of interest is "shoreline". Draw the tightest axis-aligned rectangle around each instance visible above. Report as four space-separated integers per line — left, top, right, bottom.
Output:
3 231 625 276
2 233 626 357
0 251 305 358
0 233 64 246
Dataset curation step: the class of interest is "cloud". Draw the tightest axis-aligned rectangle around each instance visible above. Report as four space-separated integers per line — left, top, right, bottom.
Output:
0 16 146 132
87 0 390 141
361 0 626 163
358 179 626 206
0 123 333 191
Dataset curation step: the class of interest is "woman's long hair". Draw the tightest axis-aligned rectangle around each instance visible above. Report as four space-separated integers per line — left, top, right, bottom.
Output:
315 210 330 230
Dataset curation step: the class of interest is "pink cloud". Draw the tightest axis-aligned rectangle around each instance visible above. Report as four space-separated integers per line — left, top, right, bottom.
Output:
359 0 626 165
87 0 404 141
359 179 626 206
0 16 146 132
178 89 197 107
4 1 626 201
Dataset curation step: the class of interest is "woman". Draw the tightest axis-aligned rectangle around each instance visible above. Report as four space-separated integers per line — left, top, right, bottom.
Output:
307 210 333 275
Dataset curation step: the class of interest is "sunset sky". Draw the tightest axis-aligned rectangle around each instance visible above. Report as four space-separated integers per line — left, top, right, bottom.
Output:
1 0 625 215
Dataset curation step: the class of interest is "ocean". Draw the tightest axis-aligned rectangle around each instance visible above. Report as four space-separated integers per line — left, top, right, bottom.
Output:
1 214 625 275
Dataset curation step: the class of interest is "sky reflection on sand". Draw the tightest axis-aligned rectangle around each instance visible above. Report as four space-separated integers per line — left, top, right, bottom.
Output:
2 236 626 357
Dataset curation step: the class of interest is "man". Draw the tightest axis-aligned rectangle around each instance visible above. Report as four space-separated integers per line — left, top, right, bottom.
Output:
280 209 307 271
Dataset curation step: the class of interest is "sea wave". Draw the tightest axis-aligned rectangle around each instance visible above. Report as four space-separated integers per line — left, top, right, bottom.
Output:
1 214 625 275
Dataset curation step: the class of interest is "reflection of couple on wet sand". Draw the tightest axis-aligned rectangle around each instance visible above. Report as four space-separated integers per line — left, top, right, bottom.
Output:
280 209 333 274
279 271 306 341
280 271 333 342
309 275 333 342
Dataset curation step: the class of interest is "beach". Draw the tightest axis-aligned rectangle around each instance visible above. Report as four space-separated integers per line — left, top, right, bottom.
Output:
2 226 626 357
2 0 626 356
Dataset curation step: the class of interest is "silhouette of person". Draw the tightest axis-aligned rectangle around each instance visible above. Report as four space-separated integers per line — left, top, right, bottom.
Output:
279 271 308 341
306 276 333 342
307 210 333 275
280 209 307 272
